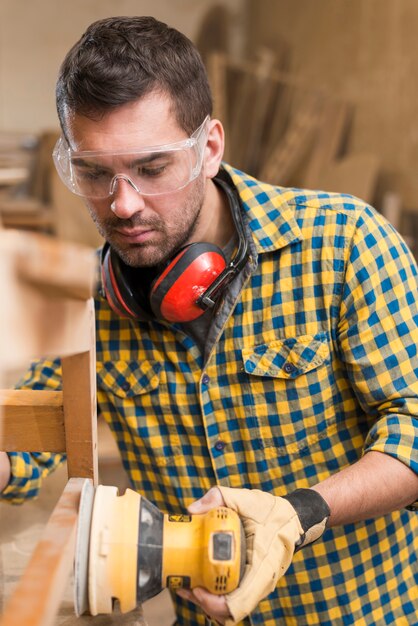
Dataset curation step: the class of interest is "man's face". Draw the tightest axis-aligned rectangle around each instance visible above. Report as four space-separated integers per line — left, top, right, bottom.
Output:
66 93 207 267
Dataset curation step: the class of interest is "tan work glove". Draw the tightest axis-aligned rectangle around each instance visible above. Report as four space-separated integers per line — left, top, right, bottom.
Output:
218 487 330 625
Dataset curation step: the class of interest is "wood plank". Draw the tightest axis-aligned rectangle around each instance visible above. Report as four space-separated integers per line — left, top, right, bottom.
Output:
259 92 324 185
0 211 54 230
311 153 379 204
228 49 278 173
237 48 277 175
0 232 96 371
0 292 95 371
50 168 104 248
62 301 98 484
381 191 402 231
15 231 95 301
195 4 230 66
0 197 45 212
207 51 230 162
0 168 28 185
0 389 65 451
0 478 88 626
258 81 294 175
304 99 350 189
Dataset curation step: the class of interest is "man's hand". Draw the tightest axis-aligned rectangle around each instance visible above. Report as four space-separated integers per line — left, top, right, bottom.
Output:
177 486 330 625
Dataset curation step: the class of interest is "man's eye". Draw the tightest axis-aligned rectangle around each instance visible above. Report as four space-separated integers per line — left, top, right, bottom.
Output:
139 165 166 177
80 168 109 181
73 163 110 181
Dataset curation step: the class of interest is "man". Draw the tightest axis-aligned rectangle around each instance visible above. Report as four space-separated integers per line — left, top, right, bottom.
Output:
1 15 418 626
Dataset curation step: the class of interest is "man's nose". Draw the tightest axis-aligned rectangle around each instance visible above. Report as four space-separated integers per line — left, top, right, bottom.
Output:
109 175 146 219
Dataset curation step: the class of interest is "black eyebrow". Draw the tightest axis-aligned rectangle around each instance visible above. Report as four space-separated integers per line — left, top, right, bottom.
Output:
129 151 174 167
71 150 175 169
71 157 109 170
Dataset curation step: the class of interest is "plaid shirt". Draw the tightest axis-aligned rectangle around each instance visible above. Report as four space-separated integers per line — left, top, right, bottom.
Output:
3 164 418 625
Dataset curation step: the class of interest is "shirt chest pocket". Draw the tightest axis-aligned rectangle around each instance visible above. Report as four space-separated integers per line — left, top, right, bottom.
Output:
241 333 335 455
97 359 161 400
96 359 185 471
96 358 176 452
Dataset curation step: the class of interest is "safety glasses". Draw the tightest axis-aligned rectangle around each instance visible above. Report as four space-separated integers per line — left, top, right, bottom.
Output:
52 116 210 199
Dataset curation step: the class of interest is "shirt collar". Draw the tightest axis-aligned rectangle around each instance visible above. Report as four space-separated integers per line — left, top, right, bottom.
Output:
222 163 303 254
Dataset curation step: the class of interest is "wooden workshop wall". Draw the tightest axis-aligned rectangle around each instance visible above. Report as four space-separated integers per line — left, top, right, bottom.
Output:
0 0 244 134
246 0 418 211
4 1 418 226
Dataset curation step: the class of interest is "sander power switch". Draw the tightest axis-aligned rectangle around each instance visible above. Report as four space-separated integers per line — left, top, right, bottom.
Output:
212 531 232 560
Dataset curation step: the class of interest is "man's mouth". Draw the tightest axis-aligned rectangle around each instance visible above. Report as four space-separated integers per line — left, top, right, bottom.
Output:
114 227 156 244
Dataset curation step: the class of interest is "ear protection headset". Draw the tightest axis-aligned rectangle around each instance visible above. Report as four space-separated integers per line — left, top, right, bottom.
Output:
101 170 249 323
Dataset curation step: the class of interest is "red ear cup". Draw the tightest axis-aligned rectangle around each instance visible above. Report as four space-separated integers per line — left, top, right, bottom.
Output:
150 243 226 322
101 243 226 323
101 245 154 320
101 246 135 318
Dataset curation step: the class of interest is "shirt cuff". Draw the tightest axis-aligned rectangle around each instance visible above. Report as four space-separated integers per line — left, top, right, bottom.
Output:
0 451 64 504
363 414 418 511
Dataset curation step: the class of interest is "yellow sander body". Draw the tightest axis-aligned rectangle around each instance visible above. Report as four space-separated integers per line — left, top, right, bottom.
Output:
74 484 245 616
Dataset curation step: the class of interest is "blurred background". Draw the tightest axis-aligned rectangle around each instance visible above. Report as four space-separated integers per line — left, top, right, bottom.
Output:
1 2 418 623
1 0 418 254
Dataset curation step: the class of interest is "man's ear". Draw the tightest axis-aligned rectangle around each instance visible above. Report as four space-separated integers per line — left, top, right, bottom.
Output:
203 119 225 179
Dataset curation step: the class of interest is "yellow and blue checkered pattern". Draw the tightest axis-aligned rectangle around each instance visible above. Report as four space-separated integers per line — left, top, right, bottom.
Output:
3 164 418 625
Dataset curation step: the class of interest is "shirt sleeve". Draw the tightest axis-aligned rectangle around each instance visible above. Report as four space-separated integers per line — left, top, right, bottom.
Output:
337 204 418 499
0 358 66 504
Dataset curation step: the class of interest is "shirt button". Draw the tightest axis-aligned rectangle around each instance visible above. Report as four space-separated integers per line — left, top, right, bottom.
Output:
283 362 296 374
202 373 210 385
121 381 131 391
214 440 226 451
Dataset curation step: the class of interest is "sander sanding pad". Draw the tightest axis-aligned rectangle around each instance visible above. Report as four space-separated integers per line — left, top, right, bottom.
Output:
74 479 95 617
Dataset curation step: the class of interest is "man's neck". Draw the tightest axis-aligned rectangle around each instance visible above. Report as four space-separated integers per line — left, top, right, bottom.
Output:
194 178 235 248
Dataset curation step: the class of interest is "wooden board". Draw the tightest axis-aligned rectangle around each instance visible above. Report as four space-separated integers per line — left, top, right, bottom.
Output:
0 478 86 626
0 390 64 451
259 92 324 185
304 99 351 189
62 344 98 482
310 153 380 203
0 231 96 372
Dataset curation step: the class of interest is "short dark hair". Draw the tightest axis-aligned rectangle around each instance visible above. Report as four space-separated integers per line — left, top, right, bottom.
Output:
56 16 213 136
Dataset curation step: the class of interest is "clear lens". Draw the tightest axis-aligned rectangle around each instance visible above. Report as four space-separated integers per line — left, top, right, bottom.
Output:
69 146 195 199
53 116 209 199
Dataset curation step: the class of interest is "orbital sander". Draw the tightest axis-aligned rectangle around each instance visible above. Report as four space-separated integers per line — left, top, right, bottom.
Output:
74 481 245 616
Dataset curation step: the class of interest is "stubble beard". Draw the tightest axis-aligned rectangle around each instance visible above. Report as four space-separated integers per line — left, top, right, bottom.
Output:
87 175 206 268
